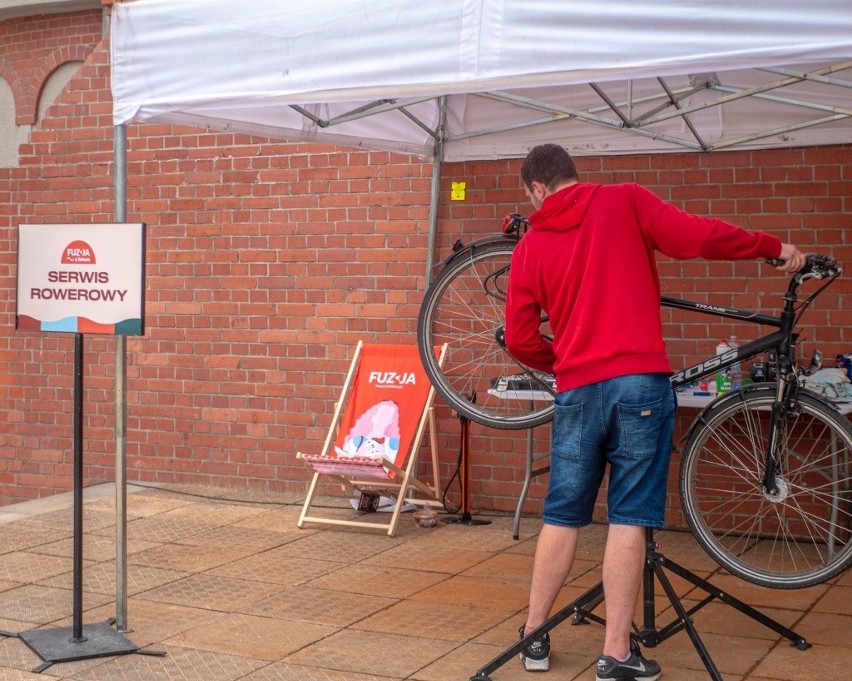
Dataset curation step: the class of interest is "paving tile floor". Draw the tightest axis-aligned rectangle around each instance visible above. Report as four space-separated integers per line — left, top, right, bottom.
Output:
0 483 849 680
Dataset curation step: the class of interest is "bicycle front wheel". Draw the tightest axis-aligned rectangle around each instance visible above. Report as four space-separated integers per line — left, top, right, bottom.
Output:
680 387 852 588
417 240 554 430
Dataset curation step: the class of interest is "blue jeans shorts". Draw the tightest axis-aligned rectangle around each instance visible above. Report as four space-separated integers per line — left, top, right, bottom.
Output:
543 373 676 529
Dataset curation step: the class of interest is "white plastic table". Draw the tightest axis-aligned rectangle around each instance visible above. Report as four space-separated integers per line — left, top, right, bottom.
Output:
675 391 852 414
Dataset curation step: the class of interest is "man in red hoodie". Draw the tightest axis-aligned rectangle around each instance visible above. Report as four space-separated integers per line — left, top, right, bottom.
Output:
505 144 804 679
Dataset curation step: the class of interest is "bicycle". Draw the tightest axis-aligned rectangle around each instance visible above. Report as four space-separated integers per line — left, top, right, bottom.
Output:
417 213 850 588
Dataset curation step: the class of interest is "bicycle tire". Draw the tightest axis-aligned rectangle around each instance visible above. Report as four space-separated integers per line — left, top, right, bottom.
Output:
680 386 852 588
417 240 555 430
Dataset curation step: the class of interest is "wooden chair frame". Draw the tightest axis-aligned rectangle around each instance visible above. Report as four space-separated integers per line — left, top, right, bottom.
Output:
297 341 446 536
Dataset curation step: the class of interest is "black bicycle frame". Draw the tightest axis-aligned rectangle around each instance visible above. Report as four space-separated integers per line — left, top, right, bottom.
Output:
662 295 792 390
662 293 800 496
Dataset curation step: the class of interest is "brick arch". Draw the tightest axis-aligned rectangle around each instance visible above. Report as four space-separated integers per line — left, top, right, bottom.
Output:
23 45 93 125
0 56 18 88
0 56 23 122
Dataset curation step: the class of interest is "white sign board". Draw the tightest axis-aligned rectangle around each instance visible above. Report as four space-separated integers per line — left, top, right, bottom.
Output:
16 223 145 335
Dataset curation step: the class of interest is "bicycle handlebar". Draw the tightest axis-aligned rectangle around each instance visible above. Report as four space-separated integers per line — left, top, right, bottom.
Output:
766 253 841 281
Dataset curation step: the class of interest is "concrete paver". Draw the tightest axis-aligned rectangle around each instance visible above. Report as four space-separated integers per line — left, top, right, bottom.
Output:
0 483 848 680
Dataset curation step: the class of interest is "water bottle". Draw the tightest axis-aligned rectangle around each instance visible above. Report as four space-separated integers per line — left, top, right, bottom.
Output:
715 340 731 395
727 335 742 389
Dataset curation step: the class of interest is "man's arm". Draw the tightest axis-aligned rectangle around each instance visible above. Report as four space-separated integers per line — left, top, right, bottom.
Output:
630 184 786 263
504 254 556 374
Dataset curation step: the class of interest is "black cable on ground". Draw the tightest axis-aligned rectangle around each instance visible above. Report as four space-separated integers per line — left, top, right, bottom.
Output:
82 479 524 518
441 447 463 514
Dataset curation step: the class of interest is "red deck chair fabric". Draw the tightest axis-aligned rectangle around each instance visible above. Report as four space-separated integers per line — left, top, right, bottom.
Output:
297 341 445 536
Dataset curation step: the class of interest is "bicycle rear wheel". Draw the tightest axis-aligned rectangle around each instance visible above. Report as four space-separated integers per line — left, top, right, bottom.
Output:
680 387 852 588
417 239 554 430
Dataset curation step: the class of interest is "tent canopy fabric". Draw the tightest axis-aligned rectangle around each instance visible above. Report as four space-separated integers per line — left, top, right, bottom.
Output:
110 0 852 160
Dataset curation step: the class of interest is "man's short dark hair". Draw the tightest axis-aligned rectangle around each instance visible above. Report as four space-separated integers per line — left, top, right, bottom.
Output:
521 144 579 190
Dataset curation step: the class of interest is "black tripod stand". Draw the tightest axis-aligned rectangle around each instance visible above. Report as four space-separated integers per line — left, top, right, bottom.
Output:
470 527 809 681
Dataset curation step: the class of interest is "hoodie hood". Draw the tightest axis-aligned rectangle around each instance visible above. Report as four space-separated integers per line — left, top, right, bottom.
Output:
529 182 601 232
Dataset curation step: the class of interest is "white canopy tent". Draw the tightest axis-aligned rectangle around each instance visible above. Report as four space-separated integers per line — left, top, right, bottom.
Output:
110 0 852 160
105 0 852 627
110 0 852 275
7 0 849 649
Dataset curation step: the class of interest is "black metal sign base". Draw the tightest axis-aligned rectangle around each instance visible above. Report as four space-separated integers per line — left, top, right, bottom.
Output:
0 335 165 673
18 621 139 673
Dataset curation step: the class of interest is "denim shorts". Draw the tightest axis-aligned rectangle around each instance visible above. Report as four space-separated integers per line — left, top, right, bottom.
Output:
542 373 676 529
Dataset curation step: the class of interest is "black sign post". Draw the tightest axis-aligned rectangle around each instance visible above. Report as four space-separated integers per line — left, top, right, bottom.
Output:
15 335 144 671
2 223 162 672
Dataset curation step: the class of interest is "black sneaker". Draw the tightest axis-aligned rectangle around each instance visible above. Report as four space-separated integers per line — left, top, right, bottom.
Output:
596 640 661 681
518 624 550 672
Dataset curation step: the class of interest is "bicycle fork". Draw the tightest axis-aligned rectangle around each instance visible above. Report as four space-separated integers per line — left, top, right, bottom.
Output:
761 297 800 496
762 374 792 496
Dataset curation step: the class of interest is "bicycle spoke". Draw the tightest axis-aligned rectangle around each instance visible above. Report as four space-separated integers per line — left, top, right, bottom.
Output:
417 241 554 429
681 389 852 588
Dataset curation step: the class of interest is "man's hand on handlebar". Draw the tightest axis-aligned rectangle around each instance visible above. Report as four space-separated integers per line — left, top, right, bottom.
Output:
774 243 807 273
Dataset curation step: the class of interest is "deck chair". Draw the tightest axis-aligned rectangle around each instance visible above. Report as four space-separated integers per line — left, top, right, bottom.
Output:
297 341 446 536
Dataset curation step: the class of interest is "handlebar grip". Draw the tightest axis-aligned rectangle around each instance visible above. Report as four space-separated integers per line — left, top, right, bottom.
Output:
766 253 841 278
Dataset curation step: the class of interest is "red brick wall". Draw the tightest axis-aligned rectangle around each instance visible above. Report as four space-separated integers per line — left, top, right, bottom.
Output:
2 12 851 527
444 151 852 522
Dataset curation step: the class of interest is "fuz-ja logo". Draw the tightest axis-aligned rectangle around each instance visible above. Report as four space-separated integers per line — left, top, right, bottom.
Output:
61 240 96 264
369 371 416 386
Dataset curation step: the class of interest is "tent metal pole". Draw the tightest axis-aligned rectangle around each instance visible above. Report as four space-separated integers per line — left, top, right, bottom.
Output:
425 97 447 287
113 121 129 633
104 0 130 634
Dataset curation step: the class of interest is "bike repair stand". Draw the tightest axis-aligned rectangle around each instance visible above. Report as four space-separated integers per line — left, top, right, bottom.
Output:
0 335 164 673
443 393 491 527
470 527 809 681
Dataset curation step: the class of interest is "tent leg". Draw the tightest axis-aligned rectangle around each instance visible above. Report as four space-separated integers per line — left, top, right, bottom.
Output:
113 121 130 633
425 96 447 286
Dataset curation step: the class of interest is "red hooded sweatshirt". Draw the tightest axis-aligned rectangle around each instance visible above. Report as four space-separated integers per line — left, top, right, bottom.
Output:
504 182 782 392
